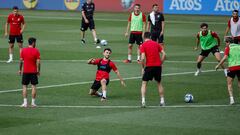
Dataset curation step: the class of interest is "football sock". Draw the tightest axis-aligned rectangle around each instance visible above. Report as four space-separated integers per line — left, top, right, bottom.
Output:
160 97 165 103
142 97 145 103
128 55 131 61
31 98 35 105
102 91 107 98
230 96 234 101
23 98 27 104
137 55 140 61
9 54 13 60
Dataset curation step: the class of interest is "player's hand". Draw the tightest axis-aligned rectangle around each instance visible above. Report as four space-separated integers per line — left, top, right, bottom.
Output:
20 30 23 34
121 80 126 87
85 19 89 23
125 32 128 37
4 32 8 38
37 72 40 76
194 47 198 51
160 31 164 36
18 70 22 76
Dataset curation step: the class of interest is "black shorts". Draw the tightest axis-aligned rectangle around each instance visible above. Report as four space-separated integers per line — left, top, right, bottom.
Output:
9 35 23 44
129 33 143 45
200 46 219 57
151 31 164 43
81 18 95 31
22 73 38 85
90 79 109 91
142 66 162 82
227 70 240 80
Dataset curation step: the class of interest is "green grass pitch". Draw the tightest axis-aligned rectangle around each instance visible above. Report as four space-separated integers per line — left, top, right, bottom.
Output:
0 9 240 135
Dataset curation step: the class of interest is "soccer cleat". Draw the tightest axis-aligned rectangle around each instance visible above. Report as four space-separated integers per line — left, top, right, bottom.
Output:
160 102 165 106
194 70 201 76
123 59 132 63
230 99 235 105
141 102 146 108
31 103 37 108
20 103 28 108
96 46 101 49
101 97 107 101
6 59 13 63
81 39 86 44
95 39 100 44
224 69 228 77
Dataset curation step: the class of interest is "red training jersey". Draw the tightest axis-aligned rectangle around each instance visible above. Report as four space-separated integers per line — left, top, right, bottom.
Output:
92 58 118 81
7 13 25 35
224 46 240 71
20 47 40 73
140 40 163 67
128 12 146 34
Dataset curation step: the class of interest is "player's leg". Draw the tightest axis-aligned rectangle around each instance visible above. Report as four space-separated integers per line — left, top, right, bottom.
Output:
100 79 108 101
157 82 165 106
141 81 148 107
16 34 23 54
80 20 88 44
21 73 29 107
214 51 228 77
136 34 143 62
89 20 100 44
158 34 164 50
195 55 205 76
30 74 38 107
227 76 235 105
7 35 15 63
89 80 102 97
123 33 134 63
154 67 165 106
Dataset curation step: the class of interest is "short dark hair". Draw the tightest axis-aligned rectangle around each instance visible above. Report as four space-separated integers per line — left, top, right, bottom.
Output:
13 6 19 10
225 36 234 43
152 4 158 8
134 4 141 7
28 37 37 45
144 32 151 39
200 23 208 28
104 48 112 53
233 10 238 13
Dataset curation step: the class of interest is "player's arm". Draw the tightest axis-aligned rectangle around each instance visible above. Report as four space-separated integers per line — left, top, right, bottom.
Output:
37 59 41 76
194 33 200 50
142 14 147 37
4 21 9 37
87 58 95 64
160 21 165 36
161 49 166 63
82 10 89 23
114 70 126 87
125 21 130 37
19 58 23 75
20 17 25 34
224 20 230 37
141 52 146 75
215 55 228 70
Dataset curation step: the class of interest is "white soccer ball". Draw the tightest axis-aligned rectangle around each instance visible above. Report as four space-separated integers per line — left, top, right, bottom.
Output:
184 93 194 103
100 40 108 46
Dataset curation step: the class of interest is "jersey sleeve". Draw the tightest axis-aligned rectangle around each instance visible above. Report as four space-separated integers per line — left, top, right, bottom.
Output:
36 49 40 59
92 58 100 65
7 15 11 23
110 61 118 72
211 31 219 38
142 13 146 22
158 43 163 52
81 3 86 11
161 13 165 21
224 46 230 56
140 45 145 53
147 15 151 22
21 15 25 24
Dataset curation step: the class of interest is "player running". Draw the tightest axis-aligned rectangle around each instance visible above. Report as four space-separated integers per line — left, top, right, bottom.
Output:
87 48 126 101
194 23 227 76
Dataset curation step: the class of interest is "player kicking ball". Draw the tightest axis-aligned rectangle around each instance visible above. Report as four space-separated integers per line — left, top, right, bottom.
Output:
87 48 126 101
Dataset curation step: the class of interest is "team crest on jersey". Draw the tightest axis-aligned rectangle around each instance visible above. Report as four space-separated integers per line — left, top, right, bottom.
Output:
64 0 80 10
23 0 38 9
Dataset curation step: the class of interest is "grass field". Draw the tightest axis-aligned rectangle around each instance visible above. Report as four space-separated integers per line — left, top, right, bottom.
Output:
0 9 240 135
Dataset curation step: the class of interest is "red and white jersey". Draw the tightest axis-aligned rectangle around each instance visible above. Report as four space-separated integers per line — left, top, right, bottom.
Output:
228 17 240 37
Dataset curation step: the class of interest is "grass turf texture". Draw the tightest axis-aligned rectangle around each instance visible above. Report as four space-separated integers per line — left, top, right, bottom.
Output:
0 9 240 135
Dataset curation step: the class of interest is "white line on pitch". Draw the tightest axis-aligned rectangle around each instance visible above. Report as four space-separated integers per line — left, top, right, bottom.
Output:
0 69 218 94
0 104 238 108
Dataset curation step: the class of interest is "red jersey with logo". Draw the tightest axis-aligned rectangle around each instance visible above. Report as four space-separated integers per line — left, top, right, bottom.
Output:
128 12 146 34
7 13 25 35
20 47 40 73
92 59 117 81
224 46 240 71
140 40 163 67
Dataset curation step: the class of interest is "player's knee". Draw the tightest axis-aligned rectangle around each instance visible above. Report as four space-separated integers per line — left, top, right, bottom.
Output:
128 45 133 49
101 79 107 84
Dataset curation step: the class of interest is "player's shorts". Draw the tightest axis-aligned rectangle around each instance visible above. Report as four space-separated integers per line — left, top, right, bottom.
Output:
90 79 109 91
81 18 95 31
227 70 240 80
22 73 38 85
200 46 219 57
129 33 143 45
9 35 23 44
142 66 162 82
151 31 164 43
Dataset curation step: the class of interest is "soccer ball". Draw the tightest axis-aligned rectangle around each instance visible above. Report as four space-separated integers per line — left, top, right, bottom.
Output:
184 93 194 103
100 40 108 46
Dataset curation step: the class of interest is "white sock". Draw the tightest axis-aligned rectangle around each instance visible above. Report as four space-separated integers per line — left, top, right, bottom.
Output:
9 54 13 60
102 91 107 98
160 97 165 103
31 98 35 105
94 38 98 42
230 96 234 101
137 55 140 61
128 55 132 61
23 98 27 104
142 97 145 103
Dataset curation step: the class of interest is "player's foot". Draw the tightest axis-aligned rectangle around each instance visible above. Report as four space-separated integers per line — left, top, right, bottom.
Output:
101 97 107 101
230 99 235 105
95 39 100 44
224 69 228 77
141 102 146 108
194 70 201 76
160 102 165 106
6 59 13 63
20 103 28 108
31 103 37 108
96 46 101 49
123 59 132 63
81 39 86 44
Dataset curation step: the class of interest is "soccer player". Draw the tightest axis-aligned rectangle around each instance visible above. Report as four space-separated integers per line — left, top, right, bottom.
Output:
215 37 240 105
140 32 166 107
147 4 165 47
194 23 227 76
80 0 100 46
87 48 126 101
224 10 240 43
19 37 40 107
4 6 25 63
123 3 146 63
